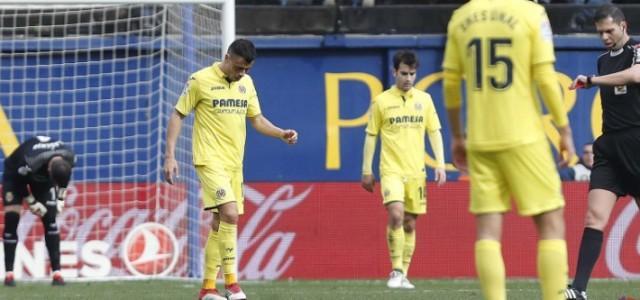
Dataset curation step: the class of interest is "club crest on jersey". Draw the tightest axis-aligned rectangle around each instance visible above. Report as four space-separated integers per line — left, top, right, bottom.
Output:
216 188 226 200
4 192 13 202
238 85 246 94
383 189 390 197
414 103 423 111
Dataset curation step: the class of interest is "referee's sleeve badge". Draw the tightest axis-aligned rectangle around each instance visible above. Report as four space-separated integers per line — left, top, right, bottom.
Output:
633 44 640 64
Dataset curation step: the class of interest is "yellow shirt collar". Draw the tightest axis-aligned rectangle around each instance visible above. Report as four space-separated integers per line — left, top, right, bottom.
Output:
390 86 414 98
212 62 226 79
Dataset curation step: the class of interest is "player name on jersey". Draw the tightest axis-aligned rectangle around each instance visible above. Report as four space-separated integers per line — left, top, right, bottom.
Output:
459 9 518 32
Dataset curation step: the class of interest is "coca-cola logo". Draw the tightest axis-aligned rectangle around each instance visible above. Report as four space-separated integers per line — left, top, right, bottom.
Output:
238 184 312 280
605 199 640 278
121 222 179 277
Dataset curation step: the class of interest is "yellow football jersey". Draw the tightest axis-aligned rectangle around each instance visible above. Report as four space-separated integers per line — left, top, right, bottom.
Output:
442 0 555 151
175 62 261 169
366 86 441 177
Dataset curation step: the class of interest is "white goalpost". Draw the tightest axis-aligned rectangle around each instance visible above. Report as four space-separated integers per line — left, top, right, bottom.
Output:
0 0 234 280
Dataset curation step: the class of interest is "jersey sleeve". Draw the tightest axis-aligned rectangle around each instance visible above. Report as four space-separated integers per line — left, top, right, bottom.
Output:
442 13 462 73
530 6 556 65
175 75 200 116
246 79 262 117
424 96 442 132
365 98 382 136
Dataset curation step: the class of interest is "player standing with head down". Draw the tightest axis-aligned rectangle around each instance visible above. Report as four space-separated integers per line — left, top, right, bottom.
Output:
361 50 446 289
3 136 74 287
442 0 576 299
565 5 640 300
163 39 298 300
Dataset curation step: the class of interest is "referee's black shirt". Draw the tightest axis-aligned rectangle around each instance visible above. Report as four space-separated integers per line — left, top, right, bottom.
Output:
597 39 640 133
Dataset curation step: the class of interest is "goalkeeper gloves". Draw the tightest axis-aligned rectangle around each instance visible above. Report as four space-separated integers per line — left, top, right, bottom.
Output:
56 187 67 213
26 195 47 217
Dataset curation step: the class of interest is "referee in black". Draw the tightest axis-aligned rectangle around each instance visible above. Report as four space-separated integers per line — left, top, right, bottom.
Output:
2 136 74 287
566 4 640 300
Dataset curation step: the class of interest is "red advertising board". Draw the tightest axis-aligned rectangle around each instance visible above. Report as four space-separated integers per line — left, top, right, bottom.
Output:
1 182 638 280
238 182 640 279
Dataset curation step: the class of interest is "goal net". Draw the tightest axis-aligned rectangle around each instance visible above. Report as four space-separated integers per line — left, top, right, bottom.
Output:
0 1 232 280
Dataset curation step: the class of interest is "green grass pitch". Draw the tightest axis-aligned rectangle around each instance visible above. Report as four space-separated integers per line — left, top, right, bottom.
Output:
0 279 638 299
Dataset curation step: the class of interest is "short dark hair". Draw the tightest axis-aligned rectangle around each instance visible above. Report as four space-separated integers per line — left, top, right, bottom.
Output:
50 159 72 188
594 4 626 24
227 39 256 64
392 50 419 70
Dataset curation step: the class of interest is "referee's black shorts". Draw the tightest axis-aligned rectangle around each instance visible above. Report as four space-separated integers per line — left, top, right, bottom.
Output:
590 128 640 198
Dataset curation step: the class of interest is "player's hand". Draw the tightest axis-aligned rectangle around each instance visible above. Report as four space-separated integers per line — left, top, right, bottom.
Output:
55 187 67 213
451 137 468 174
569 75 590 90
281 129 298 145
56 187 67 200
361 174 375 193
558 126 576 168
26 195 47 217
434 168 447 186
164 156 179 184
57 200 65 214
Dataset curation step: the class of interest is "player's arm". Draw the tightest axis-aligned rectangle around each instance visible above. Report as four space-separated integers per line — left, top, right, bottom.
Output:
534 62 569 128
25 184 47 217
582 64 640 87
572 49 640 89
427 129 446 186
164 110 185 184
424 98 446 185
362 99 382 193
361 133 377 193
248 114 298 144
533 62 576 166
441 18 467 173
442 68 467 173
165 76 199 184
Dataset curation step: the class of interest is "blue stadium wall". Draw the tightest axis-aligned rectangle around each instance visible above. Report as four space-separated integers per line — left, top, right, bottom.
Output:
245 35 604 181
0 35 607 182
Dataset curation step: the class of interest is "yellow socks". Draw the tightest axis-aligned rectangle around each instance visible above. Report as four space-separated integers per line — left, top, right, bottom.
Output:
475 239 506 300
402 230 415 275
202 230 220 290
387 226 405 271
473 239 567 300
538 239 568 300
219 221 238 286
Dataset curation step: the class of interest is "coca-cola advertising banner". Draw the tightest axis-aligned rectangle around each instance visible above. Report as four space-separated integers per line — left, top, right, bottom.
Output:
1 182 638 280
